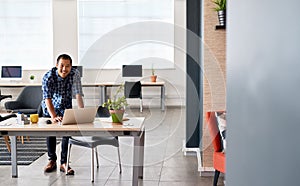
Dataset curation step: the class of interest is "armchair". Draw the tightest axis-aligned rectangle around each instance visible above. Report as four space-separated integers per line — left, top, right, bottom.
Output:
5 86 42 114
205 112 226 186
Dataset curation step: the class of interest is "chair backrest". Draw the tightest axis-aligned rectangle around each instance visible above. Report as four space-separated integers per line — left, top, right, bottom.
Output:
96 106 110 117
205 112 223 152
16 86 42 109
124 81 142 98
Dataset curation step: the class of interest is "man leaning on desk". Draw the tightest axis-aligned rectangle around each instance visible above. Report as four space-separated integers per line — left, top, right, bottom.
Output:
41 54 84 175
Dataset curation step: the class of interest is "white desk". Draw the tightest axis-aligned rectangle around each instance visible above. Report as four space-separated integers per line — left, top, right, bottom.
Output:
0 81 166 111
95 81 165 111
0 117 145 186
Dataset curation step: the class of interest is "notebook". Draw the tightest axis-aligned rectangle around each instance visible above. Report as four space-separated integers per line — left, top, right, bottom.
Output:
61 107 97 125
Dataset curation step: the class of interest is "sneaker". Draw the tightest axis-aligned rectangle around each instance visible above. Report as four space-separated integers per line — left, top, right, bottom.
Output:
44 160 57 173
60 163 75 175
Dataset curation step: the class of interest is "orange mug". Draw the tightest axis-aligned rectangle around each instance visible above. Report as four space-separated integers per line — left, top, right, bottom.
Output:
30 114 39 123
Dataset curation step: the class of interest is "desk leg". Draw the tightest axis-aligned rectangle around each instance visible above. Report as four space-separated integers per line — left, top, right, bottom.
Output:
161 86 165 111
11 136 18 178
132 131 145 186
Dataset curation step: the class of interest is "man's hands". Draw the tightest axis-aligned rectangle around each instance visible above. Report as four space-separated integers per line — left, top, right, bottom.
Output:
52 116 63 123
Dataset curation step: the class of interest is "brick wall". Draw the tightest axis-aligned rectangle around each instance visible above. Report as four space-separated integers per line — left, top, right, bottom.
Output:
202 0 226 168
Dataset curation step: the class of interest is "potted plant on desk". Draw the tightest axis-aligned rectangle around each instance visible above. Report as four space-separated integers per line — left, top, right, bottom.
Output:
29 74 35 83
102 85 128 123
150 64 157 82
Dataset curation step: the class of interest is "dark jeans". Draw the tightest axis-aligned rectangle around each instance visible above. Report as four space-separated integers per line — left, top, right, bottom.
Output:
47 136 70 165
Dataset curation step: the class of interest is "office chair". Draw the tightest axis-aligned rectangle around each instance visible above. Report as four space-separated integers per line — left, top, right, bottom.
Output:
205 112 226 186
0 113 17 152
5 86 42 115
0 89 12 111
0 89 12 102
124 81 142 112
66 106 122 182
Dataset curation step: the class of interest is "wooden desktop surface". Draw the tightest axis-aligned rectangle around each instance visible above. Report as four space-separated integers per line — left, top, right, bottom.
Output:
0 117 144 132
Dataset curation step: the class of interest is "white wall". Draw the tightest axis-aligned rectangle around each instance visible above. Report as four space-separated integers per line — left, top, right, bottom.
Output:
2 0 186 108
227 0 300 185
52 0 78 63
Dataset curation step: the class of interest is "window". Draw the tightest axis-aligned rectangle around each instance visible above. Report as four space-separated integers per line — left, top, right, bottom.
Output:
0 0 52 70
78 0 174 69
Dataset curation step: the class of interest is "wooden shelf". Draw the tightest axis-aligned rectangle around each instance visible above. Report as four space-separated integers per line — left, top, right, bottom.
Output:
215 25 226 30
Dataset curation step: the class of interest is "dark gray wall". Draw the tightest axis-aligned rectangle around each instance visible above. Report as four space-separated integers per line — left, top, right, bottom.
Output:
227 0 300 185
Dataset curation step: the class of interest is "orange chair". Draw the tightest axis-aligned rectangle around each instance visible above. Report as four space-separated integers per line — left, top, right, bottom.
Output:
205 112 226 186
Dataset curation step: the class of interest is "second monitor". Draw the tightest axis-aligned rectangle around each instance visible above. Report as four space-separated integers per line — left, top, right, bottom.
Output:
122 65 142 77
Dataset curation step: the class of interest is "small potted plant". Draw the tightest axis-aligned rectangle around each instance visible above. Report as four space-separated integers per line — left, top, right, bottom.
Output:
150 64 157 82
102 84 128 123
212 0 226 26
29 74 35 82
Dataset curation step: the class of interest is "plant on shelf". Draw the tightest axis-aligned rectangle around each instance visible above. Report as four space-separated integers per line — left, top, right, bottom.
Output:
212 0 226 26
102 84 128 123
150 64 157 82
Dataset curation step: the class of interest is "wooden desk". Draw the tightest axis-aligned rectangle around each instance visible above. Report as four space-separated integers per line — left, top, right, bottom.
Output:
0 117 145 186
0 81 166 111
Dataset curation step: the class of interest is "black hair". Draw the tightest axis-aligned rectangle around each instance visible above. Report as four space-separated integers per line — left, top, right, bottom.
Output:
56 54 72 64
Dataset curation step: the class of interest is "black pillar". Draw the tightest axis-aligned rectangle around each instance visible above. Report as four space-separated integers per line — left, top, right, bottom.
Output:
186 0 202 148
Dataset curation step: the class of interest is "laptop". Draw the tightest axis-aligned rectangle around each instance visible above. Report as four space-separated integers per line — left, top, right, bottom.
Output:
61 107 97 125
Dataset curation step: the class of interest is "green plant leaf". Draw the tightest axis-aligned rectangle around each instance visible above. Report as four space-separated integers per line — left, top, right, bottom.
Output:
212 0 226 11
102 85 128 111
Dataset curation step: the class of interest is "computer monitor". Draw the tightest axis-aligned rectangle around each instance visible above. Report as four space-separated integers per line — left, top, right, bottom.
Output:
1 66 22 80
122 65 142 77
72 66 83 77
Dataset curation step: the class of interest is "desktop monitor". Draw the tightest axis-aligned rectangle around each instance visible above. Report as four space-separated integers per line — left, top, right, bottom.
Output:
72 66 83 77
122 65 142 77
1 66 22 80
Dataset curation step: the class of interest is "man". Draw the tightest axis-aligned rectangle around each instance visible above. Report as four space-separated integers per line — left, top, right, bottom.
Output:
41 54 84 175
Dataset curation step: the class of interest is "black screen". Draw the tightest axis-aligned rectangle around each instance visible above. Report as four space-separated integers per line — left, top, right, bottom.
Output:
72 66 83 77
1 66 22 78
122 65 142 77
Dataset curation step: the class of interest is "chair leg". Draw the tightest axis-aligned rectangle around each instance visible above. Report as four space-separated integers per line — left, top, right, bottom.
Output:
140 99 143 112
117 147 122 173
95 147 99 168
213 170 220 186
91 147 95 182
4 136 11 153
66 143 72 175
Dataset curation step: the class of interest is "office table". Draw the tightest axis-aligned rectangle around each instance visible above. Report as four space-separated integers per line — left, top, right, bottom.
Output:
0 81 165 111
94 81 165 111
0 117 145 186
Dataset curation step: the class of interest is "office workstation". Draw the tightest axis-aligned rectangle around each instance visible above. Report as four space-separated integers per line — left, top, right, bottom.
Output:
0 65 166 111
0 117 145 186
0 0 228 186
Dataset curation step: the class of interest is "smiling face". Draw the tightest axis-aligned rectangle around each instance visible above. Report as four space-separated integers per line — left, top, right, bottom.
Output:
56 58 72 78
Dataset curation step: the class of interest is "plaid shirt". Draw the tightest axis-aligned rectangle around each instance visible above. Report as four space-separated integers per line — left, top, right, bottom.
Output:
41 67 83 117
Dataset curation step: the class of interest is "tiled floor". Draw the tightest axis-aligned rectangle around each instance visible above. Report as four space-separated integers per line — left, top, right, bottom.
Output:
0 107 224 185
